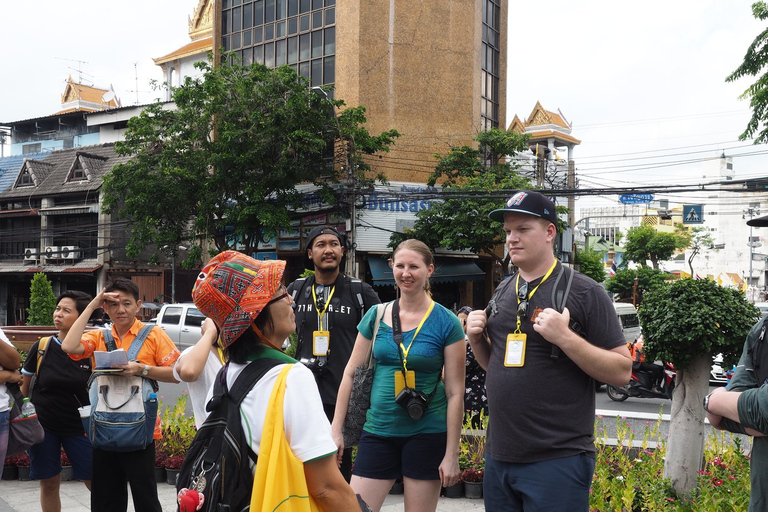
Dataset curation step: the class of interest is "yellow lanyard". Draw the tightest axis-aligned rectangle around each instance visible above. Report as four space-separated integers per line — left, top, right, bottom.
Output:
514 259 558 333
312 284 335 327
400 300 435 371
216 344 226 365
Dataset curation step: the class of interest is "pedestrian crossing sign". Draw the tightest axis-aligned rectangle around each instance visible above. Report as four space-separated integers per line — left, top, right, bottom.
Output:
683 204 703 224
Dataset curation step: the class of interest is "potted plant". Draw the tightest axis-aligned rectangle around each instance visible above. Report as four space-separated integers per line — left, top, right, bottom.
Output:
158 395 197 486
154 446 168 483
60 450 73 481
3 455 19 481
14 452 31 481
460 412 486 499
461 465 484 499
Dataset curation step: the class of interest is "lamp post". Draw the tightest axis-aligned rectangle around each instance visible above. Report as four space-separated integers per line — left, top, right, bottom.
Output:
744 205 761 291
312 86 357 277
164 245 188 303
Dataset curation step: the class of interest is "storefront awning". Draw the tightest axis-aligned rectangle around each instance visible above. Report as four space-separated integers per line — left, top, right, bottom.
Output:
368 257 485 287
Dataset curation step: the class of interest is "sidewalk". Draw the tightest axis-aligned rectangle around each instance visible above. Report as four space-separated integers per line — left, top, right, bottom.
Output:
0 478 485 512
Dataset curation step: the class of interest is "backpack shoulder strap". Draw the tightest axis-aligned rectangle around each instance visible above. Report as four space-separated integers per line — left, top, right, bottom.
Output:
102 329 116 352
36 336 51 374
126 324 155 361
348 277 366 321
289 277 310 304
749 316 768 384
485 274 516 317
227 358 285 405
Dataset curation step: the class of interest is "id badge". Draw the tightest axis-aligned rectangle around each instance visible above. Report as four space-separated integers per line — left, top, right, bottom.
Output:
504 333 526 367
394 370 416 396
312 330 329 356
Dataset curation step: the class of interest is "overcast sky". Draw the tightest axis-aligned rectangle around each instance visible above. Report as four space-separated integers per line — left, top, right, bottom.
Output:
1 0 766 216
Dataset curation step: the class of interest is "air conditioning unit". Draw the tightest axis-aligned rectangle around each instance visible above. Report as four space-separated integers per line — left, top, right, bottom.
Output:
60 246 81 259
23 248 38 263
44 246 60 260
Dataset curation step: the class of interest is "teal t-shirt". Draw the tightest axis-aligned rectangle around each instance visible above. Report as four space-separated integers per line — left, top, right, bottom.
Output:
358 301 465 437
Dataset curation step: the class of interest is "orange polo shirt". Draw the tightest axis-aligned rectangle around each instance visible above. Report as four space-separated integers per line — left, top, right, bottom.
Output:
71 319 180 439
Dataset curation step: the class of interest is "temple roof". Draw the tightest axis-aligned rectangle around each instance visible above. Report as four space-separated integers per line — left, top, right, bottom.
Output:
55 76 121 114
509 101 581 146
153 0 213 65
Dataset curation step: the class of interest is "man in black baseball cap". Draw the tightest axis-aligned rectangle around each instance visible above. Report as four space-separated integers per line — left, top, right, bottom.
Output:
286 227 380 480
489 190 559 228
465 190 631 511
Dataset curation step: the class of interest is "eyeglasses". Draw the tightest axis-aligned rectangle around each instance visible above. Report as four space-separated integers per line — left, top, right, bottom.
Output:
517 281 529 319
265 291 290 308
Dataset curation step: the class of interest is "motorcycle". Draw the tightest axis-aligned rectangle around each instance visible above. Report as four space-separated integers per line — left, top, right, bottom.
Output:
606 361 676 402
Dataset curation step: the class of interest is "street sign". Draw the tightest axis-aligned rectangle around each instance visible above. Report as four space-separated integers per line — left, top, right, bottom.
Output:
619 193 654 204
683 204 703 224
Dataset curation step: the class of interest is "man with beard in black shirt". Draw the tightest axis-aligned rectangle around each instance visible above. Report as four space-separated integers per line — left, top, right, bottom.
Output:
288 226 380 480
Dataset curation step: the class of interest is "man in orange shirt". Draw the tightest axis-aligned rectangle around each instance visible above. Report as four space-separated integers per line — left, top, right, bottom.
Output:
62 278 180 512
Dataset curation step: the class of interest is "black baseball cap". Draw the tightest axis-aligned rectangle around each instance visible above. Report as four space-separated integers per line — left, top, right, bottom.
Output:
747 215 768 227
304 225 344 251
489 191 558 227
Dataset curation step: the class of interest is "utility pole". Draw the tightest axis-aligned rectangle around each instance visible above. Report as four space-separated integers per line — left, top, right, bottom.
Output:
312 87 357 278
745 204 761 293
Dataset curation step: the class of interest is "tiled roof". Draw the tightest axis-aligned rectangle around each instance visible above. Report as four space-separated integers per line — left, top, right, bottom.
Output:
0 259 102 274
153 36 213 64
0 151 53 194
0 143 133 200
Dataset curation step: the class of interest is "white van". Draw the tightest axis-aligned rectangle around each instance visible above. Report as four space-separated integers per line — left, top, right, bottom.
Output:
613 302 641 344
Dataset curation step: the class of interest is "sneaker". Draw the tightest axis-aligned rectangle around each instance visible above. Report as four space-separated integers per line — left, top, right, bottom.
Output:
652 386 663 394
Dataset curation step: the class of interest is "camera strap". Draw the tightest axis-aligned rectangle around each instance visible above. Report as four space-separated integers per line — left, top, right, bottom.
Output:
392 299 438 400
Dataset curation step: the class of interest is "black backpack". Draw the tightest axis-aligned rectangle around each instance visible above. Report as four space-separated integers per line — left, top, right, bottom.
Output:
176 358 283 512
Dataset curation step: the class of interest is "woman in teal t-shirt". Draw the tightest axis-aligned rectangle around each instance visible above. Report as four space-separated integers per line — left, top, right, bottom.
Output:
333 239 466 512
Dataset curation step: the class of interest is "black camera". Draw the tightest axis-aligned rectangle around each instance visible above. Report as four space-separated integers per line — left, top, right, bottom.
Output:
299 356 328 375
395 387 430 420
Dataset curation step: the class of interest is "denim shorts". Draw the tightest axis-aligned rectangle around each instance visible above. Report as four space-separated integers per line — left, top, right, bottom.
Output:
0 410 9 479
29 429 92 481
353 430 447 481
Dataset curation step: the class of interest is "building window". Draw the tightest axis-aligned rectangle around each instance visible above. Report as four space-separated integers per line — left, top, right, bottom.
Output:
481 0 500 131
22 143 42 155
222 0 335 87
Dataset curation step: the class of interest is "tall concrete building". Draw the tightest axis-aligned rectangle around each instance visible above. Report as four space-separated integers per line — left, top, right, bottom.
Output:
217 0 507 308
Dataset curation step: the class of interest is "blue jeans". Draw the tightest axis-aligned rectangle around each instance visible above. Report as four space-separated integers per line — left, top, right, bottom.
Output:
0 410 10 481
483 452 596 512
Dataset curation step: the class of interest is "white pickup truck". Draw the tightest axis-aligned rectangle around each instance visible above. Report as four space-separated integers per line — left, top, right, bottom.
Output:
152 303 205 349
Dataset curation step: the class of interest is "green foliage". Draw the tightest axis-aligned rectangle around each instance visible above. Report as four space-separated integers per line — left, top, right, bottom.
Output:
574 248 606 284
637 278 759 370
727 1 768 143
605 266 669 304
590 416 751 511
104 56 397 263
388 129 532 257
623 226 689 269
26 273 56 326
157 394 197 468
686 226 715 276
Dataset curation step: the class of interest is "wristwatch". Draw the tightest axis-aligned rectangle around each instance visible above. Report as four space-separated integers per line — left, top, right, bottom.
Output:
141 364 150 377
703 391 713 413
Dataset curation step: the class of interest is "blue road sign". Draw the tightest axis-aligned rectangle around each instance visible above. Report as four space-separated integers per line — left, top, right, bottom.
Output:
619 193 654 204
683 204 703 224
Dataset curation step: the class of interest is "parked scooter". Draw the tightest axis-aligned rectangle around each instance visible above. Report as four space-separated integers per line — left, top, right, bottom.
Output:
606 361 676 402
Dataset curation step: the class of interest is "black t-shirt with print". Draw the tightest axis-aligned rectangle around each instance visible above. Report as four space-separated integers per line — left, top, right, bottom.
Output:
23 337 92 436
288 274 380 409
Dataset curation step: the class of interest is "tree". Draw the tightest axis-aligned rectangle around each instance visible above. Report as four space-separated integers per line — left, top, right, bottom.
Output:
574 248 606 284
26 273 56 326
686 226 715 276
388 129 532 258
623 225 689 269
638 278 759 495
103 56 398 263
605 266 669 304
727 1 768 143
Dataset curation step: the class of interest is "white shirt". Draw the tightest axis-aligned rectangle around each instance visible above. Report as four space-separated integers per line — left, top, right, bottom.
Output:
205 361 337 468
172 347 223 429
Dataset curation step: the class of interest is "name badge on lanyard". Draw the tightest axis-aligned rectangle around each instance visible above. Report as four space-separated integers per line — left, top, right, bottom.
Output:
505 333 526 367
313 330 329 356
